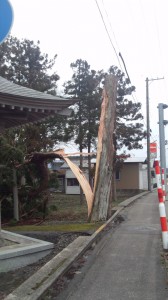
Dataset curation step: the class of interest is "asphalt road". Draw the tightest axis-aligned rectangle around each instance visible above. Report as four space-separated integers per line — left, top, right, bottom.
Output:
56 191 168 300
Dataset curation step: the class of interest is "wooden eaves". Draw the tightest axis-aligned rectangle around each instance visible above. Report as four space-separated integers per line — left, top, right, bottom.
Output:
0 76 78 130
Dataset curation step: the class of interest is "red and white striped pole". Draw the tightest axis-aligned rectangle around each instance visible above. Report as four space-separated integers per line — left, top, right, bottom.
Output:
155 160 168 249
161 168 166 202
159 203 168 249
155 160 163 201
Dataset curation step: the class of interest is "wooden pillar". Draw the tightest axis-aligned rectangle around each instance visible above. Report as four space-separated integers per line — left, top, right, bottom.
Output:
13 168 19 221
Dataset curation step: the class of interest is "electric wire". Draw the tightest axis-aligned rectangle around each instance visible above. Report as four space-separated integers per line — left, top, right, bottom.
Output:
99 0 142 105
145 0 166 144
101 0 121 57
95 0 157 145
94 0 122 70
117 1 161 144
96 0 148 134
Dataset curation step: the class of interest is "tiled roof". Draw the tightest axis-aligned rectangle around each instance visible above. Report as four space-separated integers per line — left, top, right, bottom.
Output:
91 157 147 164
0 76 77 130
0 76 68 101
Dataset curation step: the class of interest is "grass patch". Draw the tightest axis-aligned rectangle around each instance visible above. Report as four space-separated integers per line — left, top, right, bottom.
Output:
48 194 88 221
48 192 132 220
3 222 102 232
3 191 141 229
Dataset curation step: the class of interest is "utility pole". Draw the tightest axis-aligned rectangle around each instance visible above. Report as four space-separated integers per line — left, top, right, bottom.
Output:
146 77 164 191
158 103 168 195
146 78 151 191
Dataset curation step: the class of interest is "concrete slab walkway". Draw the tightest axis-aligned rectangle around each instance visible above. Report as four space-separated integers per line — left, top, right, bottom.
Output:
57 191 168 300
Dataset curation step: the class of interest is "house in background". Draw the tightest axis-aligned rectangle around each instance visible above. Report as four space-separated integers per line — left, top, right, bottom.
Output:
115 157 148 190
49 156 151 194
60 157 90 194
91 157 149 191
49 156 94 194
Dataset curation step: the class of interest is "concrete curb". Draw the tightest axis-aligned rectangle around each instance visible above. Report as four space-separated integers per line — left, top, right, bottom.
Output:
118 191 149 207
4 190 149 300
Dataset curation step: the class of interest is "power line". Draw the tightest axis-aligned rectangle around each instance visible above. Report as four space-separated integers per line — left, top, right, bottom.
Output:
95 1 137 101
95 0 146 126
94 0 122 70
95 0 157 145
101 0 121 54
98 1 143 105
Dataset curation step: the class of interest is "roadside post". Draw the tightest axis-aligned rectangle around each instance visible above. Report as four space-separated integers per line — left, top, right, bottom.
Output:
154 160 168 249
158 103 168 198
161 168 166 202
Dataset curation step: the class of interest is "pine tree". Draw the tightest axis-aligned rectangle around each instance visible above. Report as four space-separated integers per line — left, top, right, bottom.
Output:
65 62 145 210
64 59 103 186
106 65 145 202
0 36 66 219
108 65 145 151
0 36 59 91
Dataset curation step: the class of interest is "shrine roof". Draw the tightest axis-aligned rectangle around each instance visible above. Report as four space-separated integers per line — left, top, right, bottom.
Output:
0 76 77 130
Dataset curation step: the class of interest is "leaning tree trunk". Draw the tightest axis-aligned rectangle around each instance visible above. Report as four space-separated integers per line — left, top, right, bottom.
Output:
90 75 117 221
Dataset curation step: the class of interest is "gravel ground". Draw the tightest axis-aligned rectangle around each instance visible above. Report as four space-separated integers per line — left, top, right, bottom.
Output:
0 231 85 300
0 216 123 300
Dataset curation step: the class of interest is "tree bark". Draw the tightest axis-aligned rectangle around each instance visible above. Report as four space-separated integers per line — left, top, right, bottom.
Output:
90 75 117 221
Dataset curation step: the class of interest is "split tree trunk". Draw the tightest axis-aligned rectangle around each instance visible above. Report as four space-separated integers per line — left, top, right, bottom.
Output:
90 75 117 221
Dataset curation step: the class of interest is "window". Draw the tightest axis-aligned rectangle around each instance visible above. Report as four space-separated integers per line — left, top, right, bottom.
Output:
151 170 155 178
67 178 79 186
115 170 120 180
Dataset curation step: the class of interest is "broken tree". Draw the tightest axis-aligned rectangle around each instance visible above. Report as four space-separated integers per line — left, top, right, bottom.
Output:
89 75 117 221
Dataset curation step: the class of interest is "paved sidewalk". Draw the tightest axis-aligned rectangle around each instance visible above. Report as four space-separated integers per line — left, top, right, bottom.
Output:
57 191 168 300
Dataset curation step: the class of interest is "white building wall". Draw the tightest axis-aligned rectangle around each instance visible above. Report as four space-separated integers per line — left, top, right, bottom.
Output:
65 169 89 195
66 169 76 178
66 186 80 195
139 164 148 190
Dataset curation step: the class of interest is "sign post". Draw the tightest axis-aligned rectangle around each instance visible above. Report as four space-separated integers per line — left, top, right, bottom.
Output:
150 142 157 159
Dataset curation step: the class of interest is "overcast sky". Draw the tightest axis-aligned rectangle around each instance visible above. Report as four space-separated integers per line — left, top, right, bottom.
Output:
9 0 168 160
